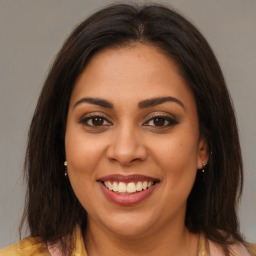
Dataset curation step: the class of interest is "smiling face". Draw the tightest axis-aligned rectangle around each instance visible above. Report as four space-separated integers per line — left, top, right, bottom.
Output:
65 43 208 237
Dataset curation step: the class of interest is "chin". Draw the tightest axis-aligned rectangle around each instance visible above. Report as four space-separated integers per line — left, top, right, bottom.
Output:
106 222 153 237
97 211 159 237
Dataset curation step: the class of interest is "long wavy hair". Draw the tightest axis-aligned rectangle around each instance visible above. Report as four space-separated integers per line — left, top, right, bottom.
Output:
20 3 244 255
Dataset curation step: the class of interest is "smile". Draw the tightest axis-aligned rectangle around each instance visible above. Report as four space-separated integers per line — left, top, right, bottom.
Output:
98 174 159 205
103 181 155 194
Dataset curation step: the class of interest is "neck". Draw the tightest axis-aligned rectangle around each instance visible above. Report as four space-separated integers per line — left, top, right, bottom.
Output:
84 218 199 256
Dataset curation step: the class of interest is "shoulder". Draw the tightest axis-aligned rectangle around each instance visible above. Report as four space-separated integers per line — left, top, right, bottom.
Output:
246 243 256 256
0 237 48 256
209 239 256 256
0 226 87 256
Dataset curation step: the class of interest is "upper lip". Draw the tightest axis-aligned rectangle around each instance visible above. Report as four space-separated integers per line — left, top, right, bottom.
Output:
98 174 159 183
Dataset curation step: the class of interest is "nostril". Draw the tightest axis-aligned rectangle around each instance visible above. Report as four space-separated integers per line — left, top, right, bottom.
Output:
105 138 148 165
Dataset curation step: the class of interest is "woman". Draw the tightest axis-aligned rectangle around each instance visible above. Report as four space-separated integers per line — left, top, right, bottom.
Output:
0 3 255 256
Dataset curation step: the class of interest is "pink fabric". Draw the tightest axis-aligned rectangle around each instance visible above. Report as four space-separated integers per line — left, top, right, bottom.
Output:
209 239 251 256
47 243 63 256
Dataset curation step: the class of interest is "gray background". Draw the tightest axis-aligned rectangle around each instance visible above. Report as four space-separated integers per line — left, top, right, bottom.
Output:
0 0 255 249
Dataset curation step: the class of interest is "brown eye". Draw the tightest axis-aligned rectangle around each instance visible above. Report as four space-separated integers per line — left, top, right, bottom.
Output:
79 115 112 127
144 115 178 128
91 117 104 126
153 117 166 126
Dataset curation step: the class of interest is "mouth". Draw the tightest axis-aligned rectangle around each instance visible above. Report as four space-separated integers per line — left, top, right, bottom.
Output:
97 174 160 205
102 180 158 194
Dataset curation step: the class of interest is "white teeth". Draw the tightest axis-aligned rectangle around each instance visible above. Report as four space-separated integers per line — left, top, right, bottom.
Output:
127 182 136 193
103 180 155 194
136 181 143 191
107 181 112 190
142 181 148 190
112 181 118 192
147 181 153 188
118 182 126 193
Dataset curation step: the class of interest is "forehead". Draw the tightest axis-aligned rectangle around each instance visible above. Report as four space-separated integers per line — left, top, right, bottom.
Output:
70 43 195 109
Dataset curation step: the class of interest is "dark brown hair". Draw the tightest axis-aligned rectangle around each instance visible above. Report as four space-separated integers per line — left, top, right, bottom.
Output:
20 3 244 255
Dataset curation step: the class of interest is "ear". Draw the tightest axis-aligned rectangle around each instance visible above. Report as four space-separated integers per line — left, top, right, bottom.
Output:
197 135 209 169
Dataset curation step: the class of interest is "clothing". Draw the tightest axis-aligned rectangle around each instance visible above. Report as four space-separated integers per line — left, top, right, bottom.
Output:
198 233 255 256
0 228 86 256
0 226 255 256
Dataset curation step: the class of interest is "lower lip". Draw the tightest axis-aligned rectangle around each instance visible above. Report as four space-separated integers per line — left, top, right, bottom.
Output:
99 182 157 206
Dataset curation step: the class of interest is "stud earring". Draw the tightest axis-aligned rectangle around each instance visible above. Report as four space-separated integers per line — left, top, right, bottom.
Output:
64 161 68 177
201 161 206 173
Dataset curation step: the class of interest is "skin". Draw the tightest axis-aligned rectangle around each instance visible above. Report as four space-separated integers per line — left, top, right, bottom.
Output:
65 43 209 256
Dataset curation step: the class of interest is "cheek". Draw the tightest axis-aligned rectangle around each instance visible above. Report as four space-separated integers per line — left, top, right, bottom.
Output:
153 133 199 189
65 127 105 175
65 132 105 210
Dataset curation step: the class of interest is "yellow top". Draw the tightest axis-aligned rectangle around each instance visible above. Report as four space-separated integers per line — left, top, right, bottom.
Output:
0 227 87 256
0 226 255 256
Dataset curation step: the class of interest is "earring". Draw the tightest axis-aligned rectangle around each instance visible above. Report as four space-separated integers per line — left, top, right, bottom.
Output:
201 161 206 173
64 161 68 177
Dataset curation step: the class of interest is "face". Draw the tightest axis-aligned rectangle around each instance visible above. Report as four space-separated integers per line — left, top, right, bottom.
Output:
65 43 208 237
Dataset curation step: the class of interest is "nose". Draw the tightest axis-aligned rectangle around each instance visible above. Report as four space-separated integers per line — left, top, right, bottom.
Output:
106 125 148 166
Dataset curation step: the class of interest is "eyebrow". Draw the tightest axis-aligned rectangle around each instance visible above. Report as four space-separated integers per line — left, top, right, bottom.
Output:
73 97 114 109
73 96 184 110
138 97 185 109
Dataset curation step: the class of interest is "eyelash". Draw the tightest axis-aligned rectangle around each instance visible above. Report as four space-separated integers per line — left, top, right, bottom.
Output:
78 114 178 129
79 114 112 127
143 115 178 127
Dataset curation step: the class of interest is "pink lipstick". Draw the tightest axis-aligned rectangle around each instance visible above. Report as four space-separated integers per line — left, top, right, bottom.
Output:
98 174 159 206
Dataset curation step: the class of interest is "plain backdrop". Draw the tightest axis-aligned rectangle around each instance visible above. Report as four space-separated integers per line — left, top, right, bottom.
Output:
0 0 255 249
